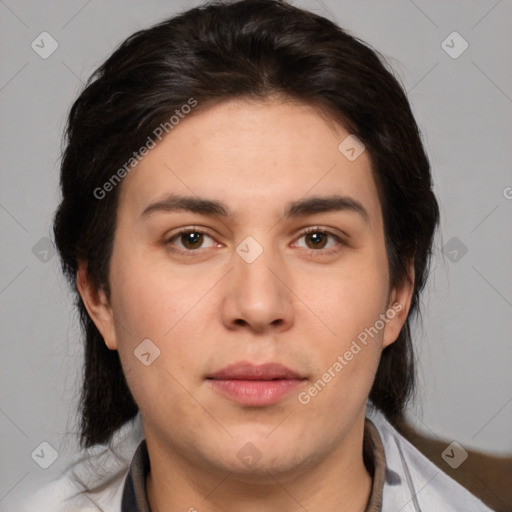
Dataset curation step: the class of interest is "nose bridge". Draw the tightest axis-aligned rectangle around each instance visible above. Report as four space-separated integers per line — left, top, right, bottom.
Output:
223 232 294 331
233 233 284 295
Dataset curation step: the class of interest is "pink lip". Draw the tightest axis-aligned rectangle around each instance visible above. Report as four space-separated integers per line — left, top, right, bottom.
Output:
207 362 306 406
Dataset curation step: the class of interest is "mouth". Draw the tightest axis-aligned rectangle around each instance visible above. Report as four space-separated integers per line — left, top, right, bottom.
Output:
206 362 307 407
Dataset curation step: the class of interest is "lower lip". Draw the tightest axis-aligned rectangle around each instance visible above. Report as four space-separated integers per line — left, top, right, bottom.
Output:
208 379 304 406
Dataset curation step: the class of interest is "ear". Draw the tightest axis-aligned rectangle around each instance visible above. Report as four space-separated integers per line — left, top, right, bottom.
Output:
382 260 415 349
76 262 118 350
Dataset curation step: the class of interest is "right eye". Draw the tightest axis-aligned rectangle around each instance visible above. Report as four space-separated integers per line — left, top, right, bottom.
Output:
165 228 219 254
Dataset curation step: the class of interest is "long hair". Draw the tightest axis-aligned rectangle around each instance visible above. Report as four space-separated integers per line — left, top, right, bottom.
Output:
53 0 440 448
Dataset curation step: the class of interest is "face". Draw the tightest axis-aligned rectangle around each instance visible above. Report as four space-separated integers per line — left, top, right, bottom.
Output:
79 97 413 482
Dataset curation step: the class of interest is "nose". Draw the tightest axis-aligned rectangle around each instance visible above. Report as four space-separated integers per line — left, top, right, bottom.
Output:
220 241 294 335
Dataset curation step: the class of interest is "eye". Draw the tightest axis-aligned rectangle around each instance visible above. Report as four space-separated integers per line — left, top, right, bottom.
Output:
293 227 345 255
164 226 345 257
165 228 217 253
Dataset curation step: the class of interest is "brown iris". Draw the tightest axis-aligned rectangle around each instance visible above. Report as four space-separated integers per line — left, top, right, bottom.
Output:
304 231 328 250
181 231 204 250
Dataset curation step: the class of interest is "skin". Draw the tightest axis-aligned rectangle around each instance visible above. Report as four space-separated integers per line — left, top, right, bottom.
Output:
78 96 414 512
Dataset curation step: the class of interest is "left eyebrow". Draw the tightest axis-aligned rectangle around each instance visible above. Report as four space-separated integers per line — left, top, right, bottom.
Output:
283 195 370 225
139 193 370 225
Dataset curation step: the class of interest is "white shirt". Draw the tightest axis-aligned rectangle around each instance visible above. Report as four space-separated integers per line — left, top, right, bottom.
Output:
16 407 493 511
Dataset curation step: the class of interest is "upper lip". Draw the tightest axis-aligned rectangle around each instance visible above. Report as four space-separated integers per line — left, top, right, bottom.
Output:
207 362 304 380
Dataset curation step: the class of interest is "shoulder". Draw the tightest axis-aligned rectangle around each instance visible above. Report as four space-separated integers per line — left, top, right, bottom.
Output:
16 415 144 512
366 406 494 512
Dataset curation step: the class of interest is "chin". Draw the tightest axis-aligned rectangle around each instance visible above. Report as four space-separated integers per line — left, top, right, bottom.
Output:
204 436 317 481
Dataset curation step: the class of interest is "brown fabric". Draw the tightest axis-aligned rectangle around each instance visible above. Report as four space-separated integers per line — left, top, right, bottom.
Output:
122 418 387 512
363 417 386 512
399 422 512 511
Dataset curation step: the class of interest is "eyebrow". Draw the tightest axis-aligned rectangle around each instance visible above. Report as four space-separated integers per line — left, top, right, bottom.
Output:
139 194 370 224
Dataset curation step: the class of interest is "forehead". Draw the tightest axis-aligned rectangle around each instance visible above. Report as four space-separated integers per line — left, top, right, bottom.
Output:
117 97 381 228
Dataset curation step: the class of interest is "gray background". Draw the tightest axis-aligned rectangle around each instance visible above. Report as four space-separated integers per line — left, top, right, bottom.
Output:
1 0 511 508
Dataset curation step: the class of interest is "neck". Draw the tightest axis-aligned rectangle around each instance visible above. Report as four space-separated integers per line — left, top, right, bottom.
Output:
145 415 373 512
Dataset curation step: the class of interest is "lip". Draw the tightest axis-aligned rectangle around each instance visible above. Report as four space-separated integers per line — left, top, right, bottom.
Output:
208 362 303 380
207 362 306 406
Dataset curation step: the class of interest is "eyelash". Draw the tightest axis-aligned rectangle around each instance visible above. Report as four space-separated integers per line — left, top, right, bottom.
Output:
164 226 345 258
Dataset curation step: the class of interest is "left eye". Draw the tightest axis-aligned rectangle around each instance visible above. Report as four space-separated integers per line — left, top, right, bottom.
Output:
294 229 342 252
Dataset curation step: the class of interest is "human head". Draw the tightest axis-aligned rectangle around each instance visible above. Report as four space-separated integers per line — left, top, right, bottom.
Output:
53 0 439 449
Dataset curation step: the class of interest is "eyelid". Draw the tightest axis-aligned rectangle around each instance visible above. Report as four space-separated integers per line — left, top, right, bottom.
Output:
297 225 346 239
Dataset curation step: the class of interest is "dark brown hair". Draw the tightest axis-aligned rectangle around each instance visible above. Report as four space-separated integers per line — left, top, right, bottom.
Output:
53 0 440 448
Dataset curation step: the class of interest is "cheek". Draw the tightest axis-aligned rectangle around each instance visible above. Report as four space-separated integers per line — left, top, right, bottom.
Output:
111 268 204 424
297 251 389 402
109 247 199 340
302 255 389 343
107 254 199 395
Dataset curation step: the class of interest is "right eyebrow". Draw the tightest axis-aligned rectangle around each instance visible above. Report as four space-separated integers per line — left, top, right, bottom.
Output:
139 195 230 219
